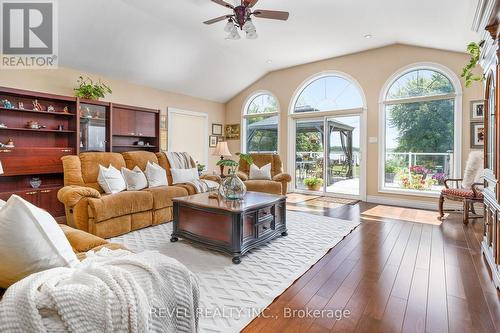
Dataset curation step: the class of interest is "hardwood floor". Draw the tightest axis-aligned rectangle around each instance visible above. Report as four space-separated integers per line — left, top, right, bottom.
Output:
242 202 500 333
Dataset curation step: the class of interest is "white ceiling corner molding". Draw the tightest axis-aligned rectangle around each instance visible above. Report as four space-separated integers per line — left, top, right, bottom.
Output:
472 0 496 31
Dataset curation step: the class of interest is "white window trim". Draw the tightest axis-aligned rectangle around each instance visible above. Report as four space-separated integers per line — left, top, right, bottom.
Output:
287 71 367 200
241 90 280 154
378 62 463 198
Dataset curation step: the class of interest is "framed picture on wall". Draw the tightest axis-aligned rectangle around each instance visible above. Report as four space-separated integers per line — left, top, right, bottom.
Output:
470 122 485 148
212 123 223 136
225 124 240 140
470 100 485 120
209 135 218 148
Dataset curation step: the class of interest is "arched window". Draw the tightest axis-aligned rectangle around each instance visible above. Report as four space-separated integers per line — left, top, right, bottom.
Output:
243 92 279 153
294 75 364 113
381 66 460 193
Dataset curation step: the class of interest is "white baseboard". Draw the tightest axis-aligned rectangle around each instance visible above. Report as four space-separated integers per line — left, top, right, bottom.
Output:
366 195 464 211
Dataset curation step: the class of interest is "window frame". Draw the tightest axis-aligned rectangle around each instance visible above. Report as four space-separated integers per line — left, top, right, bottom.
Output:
291 72 365 115
241 90 280 154
378 63 463 197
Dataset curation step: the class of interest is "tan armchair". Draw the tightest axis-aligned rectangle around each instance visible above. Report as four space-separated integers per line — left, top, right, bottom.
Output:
237 153 291 195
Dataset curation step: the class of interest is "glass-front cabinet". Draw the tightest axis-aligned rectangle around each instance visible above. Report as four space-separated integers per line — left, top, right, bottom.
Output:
78 101 109 152
481 10 499 290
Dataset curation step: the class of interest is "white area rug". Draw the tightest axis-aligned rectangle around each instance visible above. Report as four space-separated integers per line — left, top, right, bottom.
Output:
110 211 360 333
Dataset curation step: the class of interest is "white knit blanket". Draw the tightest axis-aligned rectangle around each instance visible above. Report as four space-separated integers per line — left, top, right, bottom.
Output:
0 249 199 333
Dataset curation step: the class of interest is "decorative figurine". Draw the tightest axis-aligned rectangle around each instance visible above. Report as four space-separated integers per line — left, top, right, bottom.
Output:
47 105 55 112
32 100 43 111
5 138 15 148
26 121 46 129
30 177 42 189
57 124 64 131
0 123 7 128
63 106 69 113
18 102 24 109
1 99 13 109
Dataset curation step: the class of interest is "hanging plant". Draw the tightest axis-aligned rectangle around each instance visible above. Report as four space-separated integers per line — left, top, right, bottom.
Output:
461 41 485 88
74 76 112 100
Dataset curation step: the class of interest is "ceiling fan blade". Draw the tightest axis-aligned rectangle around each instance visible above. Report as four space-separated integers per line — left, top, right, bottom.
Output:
244 0 259 8
204 15 232 25
210 0 234 9
253 9 289 21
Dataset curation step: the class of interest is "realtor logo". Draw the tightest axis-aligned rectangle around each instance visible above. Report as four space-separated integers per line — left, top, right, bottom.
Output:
1 0 58 68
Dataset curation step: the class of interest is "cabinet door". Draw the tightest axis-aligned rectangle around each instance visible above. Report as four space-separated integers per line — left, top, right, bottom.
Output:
112 108 136 136
18 190 39 206
39 188 65 217
135 111 156 137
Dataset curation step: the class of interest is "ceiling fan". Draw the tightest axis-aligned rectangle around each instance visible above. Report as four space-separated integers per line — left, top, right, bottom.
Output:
204 0 289 40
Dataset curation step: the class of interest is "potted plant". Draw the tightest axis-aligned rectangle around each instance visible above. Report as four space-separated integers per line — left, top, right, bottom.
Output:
216 153 253 200
384 160 399 184
462 41 485 88
303 177 323 191
74 76 112 100
196 162 206 176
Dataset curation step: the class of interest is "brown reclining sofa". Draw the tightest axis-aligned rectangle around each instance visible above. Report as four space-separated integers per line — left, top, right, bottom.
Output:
57 151 220 238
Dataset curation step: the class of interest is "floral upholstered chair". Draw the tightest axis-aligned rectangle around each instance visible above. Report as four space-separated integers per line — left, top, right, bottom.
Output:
438 150 484 224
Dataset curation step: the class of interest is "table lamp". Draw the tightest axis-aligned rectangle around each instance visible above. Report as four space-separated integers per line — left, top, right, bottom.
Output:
212 141 231 177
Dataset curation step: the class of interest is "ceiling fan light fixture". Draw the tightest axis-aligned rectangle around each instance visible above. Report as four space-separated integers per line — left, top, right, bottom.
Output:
228 26 241 40
224 19 235 32
242 19 256 32
246 30 258 39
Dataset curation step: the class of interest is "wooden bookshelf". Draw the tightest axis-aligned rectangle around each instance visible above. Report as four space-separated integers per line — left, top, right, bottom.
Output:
0 87 161 217
0 87 78 217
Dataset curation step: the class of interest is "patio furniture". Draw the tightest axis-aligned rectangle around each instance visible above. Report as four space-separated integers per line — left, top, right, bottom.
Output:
438 151 484 224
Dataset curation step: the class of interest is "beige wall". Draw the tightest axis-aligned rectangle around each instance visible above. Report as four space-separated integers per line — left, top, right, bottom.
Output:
0 67 225 170
225 44 484 203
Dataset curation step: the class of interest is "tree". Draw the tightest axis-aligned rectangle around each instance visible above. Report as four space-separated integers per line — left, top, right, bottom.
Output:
388 72 454 153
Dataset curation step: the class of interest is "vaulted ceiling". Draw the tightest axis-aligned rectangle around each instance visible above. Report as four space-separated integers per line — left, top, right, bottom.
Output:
59 0 480 102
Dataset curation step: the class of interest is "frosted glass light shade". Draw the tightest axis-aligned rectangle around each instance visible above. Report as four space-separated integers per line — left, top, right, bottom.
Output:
224 20 234 33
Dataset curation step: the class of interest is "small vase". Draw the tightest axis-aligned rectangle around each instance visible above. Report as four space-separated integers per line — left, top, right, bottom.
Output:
219 172 247 200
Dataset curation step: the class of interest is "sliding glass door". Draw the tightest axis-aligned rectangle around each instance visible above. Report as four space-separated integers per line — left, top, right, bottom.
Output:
294 114 363 199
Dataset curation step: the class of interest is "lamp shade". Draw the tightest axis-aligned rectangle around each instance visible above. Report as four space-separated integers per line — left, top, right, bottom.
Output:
213 142 231 157
0 160 3 175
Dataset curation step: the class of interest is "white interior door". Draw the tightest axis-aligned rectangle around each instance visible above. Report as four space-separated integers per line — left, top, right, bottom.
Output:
167 108 208 165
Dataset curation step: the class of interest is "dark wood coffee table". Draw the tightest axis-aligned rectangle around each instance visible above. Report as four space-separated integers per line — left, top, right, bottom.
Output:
171 191 287 264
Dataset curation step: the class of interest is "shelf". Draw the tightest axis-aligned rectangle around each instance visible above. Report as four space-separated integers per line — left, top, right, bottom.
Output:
112 134 156 138
80 117 106 121
113 145 157 148
0 127 75 133
0 107 76 116
0 147 73 151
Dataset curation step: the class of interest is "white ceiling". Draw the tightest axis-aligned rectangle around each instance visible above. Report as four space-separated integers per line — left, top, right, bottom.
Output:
59 0 480 103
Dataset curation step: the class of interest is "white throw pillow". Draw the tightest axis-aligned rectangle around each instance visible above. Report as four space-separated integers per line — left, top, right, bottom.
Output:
249 163 272 180
145 161 168 188
121 166 148 191
0 195 78 288
171 168 199 184
97 164 126 194
462 150 484 189
0 199 5 209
